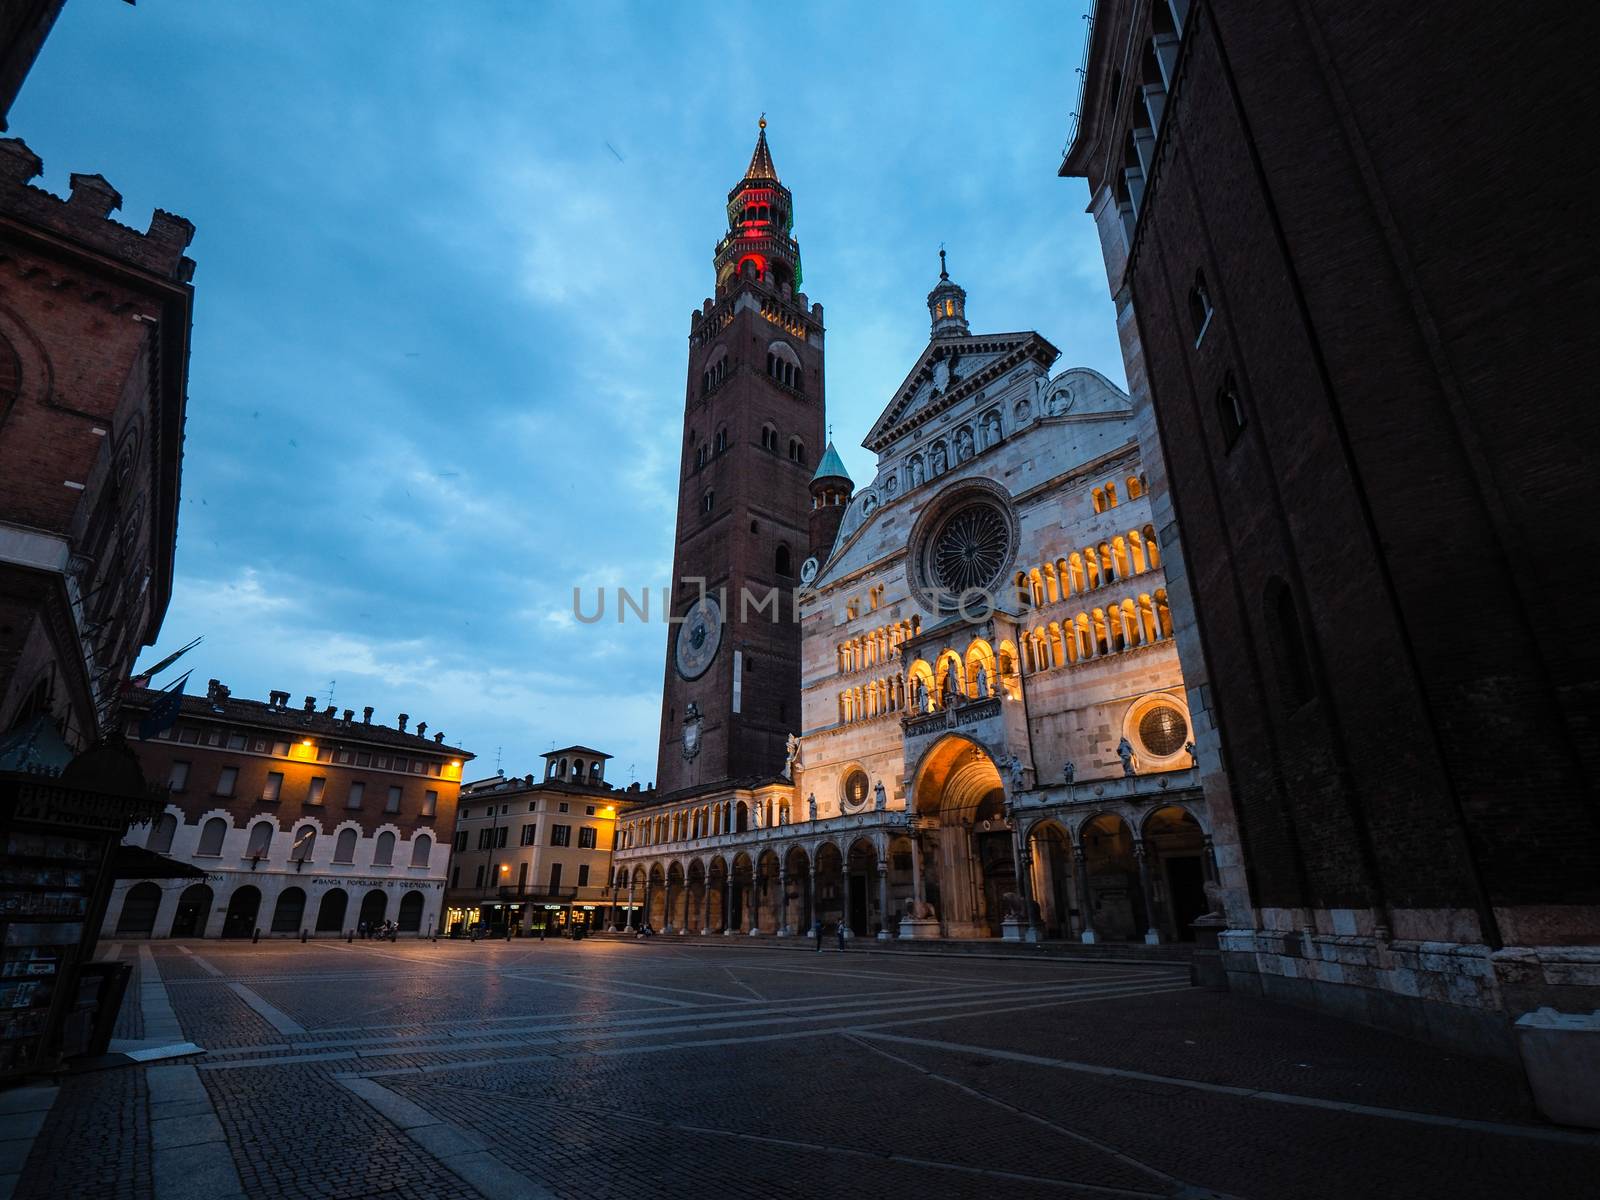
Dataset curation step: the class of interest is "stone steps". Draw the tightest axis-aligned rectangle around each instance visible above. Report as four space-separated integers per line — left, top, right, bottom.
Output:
586 928 1194 965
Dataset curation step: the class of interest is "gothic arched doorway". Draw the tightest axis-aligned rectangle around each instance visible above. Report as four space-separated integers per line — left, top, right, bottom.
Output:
910 736 1014 938
169 884 213 938
222 886 261 939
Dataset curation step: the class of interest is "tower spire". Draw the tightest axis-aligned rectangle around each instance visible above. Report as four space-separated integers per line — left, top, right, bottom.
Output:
745 114 778 182
928 244 969 336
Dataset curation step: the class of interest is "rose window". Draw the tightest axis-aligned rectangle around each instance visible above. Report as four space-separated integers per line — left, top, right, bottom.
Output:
1138 705 1189 758
930 502 1012 597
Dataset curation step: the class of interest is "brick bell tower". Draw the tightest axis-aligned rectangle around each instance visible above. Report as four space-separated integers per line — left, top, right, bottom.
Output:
656 120 827 795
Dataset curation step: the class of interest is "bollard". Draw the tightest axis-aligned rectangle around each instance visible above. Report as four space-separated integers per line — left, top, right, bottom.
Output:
347 929 353 943
300 928 308 943
252 927 260 944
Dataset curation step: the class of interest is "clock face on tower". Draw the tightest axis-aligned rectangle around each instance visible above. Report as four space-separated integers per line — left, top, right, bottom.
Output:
674 594 724 680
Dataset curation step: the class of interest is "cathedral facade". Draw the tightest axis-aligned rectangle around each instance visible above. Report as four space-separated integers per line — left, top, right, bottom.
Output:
613 128 1211 943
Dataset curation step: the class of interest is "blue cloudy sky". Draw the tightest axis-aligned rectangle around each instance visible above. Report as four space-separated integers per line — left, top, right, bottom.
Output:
15 0 1115 784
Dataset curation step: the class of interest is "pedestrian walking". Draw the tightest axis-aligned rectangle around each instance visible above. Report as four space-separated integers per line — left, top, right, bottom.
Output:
836 921 846 952
539 922 547 942
357 920 367 940
814 921 822 952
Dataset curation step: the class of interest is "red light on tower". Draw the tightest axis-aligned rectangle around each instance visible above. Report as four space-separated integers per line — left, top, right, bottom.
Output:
736 252 767 281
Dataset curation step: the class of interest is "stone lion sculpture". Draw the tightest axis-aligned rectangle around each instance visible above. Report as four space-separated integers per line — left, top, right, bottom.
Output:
904 899 937 920
1000 892 1041 923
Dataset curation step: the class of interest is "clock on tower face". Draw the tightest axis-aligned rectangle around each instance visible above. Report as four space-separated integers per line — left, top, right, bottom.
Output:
674 594 723 681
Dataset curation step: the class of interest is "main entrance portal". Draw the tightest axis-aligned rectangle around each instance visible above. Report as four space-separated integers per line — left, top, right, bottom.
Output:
911 736 1019 938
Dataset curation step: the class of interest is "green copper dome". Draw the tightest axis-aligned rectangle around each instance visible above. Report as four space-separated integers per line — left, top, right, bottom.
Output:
811 441 851 483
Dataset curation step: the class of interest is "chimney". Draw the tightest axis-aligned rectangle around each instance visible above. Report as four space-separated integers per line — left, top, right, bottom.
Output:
303 696 316 713
362 706 373 724
524 774 534 787
416 721 427 739
324 705 336 718
342 708 354 723
268 690 289 709
434 732 444 744
397 713 408 732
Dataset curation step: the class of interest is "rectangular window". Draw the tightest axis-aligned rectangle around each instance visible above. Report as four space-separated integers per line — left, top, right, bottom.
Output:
346 781 365 809
413 761 425 774
585 806 596 816
520 825 536 846
227 732 246 750
205 731 222 747
494 827 507 849
375 755 389 769
550 825 571 847
577 864 590 887
179 727 199 744
336 749 351 764
307 777 326 806
356 751 371 767
168 760 190 791
261 772 284 802
394 757 409 772
558 802 569 813
272 740 290 757
477 828 492 851
316 746 333 762
422 790 438 817
215 766 238 797
474 865 485 888
386 786 402 813
578 827 597 849
252 738 267 752
527 801 537 813
454 831 468 852
549 863 562 892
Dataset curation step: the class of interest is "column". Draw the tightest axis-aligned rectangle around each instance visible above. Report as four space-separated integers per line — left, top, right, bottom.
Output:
748 871 761 935
778 873 791 936
910 835 927 910
876 860 891 940
723 876 733 935
626 879 637 931
641 879 653 933
1134 840 1160 945
807 871 820 936
1011 834 1041 942
1073 845 1095 944
696 882 707 935
662 879 676 934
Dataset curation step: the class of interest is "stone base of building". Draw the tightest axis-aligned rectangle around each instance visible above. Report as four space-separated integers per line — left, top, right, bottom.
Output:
899 917 942 939
1220 927 1600 1067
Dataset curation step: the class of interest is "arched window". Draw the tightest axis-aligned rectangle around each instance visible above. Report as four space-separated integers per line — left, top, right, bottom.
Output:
290 825 316 863
558 757 569 778
1217 371 1246 449
761 424 778 452
410 834 432 867
573 759 586 780
715 427 728 454
775 544 792 576
146 813 177 854
1092 486 1105 513
334 827 357 863
246 820 274 860
694 444 707 469
702 489 714 514
788 438 805 465
197 817 227 857
374 831 395 866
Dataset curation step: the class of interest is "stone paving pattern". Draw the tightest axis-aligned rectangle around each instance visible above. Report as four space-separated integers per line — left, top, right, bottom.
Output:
8 939 1598 1199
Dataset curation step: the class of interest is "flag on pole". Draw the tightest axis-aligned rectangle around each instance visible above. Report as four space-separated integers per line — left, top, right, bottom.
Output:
138 670 193 741
130 636 202 690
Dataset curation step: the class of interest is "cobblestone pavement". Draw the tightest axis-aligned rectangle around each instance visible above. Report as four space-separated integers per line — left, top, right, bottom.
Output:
9 938 1598 1199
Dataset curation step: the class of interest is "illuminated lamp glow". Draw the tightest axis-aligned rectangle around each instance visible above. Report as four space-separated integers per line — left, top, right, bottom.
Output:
302 739 313 746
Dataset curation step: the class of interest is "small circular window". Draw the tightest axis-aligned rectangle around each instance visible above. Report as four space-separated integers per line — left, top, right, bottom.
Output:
1138 704 1189 758
840 768 870 812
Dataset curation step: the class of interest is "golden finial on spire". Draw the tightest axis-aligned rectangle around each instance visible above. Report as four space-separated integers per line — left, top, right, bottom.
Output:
759 112 767 130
